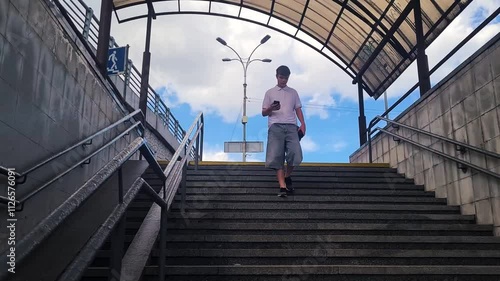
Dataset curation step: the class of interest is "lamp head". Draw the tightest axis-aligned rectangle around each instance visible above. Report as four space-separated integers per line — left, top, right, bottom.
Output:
222 58 231 62
260 35 271 44
262 59 272 63
216 37 227 46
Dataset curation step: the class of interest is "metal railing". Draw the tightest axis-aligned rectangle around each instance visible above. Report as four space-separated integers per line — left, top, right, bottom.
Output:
368 116 500 181
0 109 145 210
55 0 188 145
0 107 204 280
58 112 204 281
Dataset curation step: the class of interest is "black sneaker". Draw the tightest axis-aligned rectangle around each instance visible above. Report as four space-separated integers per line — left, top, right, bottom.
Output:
285 177 294 193
277 188 287 197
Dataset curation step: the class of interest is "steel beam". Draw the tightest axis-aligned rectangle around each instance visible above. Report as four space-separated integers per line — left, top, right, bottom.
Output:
414 0 431 96
96 0 113 76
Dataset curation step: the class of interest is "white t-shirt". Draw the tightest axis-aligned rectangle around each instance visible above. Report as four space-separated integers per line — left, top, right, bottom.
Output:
262 85 302 128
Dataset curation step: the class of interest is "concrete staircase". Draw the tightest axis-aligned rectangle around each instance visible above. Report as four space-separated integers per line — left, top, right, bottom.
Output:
143 162 500 281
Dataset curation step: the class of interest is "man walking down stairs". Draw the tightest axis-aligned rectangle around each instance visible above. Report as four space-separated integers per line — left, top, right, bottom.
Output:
134 162 500 281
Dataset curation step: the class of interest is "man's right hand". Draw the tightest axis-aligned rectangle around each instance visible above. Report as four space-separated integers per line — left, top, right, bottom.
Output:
270 102 281 111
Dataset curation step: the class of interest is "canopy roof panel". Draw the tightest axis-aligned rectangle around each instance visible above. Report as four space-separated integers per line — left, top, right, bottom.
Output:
112 0 472 99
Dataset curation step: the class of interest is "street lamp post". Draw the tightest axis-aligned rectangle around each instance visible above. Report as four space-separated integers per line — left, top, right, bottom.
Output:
217 35 272 162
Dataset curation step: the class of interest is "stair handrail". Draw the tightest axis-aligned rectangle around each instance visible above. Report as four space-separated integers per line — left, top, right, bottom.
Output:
0 109 144 209
368 116 500 181
162 111 204 199
366 8 499 138
0 136 169 281
57 112 204 281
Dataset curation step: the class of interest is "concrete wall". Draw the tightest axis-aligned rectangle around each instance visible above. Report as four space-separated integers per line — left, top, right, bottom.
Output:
0 0 173 253
350 35 500 235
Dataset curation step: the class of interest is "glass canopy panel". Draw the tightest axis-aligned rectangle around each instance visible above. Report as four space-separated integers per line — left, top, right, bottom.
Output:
243 0 273 13
112 0 472 98
273 0 305 25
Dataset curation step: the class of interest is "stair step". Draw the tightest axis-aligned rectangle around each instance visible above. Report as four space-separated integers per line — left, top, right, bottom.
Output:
186 175 414 184
138 265 500 280
167 202 456 212
185 170 404 177
174 188 433 196
184 182 423 189
164 234 499 243
172 195 447 203
164 211 474 224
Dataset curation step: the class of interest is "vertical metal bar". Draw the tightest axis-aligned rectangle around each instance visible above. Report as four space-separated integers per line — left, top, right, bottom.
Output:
139 13 153 122
368 128 373 163
109 36 116 48
357 79 367 146
109 216 125 281
82 6 93 42
118 167 123 204
414 0 431 96
181 161 188 213
194 126 201 171
96 0 113 76
158 206 167 281
123 49 131 102
200 115 204 162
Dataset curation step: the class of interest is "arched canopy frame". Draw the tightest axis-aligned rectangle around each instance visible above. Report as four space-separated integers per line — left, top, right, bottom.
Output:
111 0 472 100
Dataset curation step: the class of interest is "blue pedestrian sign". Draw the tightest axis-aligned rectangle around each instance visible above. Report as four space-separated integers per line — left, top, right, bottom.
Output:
107 46 128 75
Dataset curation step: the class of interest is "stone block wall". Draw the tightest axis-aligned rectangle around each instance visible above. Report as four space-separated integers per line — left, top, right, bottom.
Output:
350 35 500 235
0 0 144 253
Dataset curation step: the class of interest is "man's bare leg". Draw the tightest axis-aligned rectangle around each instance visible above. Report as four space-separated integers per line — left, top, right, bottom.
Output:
285 165 294 178
276 169 286 187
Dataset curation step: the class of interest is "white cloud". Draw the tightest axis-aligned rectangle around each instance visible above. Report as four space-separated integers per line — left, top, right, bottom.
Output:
202 146 236 161
304 93 337 120
329 141 348 153
300 136 319 153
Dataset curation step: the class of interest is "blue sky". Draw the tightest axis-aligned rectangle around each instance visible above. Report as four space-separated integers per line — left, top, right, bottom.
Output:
84 0 500 163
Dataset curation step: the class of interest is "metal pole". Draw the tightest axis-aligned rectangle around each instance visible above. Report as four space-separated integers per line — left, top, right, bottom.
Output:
357 78 367 146
242 67 248 162
139 13 153 123
96 0 113 76
383 91 389 120
414 0 431 96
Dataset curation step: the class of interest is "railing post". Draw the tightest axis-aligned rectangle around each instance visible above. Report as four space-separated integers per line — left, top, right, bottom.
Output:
195 125 200 171
159 205 167 281
181 161 188 213
109 216 125 281
82 6 93 42
123 57 131 102
118 167 123 203
368 127 373 163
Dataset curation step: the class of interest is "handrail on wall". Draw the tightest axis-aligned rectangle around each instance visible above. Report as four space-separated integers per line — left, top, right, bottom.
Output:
0 109 144 209
59 111 204 281
0 136 168 281
368 116 500 181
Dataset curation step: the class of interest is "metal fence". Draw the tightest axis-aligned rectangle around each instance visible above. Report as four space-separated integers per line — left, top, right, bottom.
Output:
58 0 188 146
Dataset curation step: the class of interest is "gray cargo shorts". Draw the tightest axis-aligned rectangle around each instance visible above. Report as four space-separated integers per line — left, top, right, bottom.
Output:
265 123 303 170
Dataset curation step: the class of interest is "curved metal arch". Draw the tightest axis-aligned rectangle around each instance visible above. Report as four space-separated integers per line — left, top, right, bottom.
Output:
112 0 472 99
